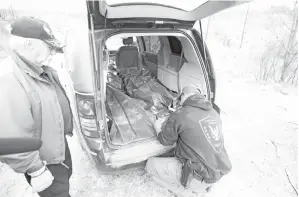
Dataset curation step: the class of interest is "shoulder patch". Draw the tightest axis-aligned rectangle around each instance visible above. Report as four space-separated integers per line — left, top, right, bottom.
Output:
199 116 224 153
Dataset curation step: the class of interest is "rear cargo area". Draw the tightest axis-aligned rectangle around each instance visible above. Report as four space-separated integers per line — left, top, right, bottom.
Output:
106 67 178 146
104 34 207 146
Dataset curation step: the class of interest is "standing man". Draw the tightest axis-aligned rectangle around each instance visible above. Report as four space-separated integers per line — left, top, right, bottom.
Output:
146 85 232 197
0 16 73 197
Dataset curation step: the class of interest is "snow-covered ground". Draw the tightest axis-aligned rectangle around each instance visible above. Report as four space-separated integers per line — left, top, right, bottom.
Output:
0 57 297 197
0 1 298 197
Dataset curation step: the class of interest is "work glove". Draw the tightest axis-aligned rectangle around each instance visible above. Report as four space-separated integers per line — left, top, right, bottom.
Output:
28 165 54 193
154 117 167 134
168 104 176 112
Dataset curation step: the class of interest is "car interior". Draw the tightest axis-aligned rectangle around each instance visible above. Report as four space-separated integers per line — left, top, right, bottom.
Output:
104 33 208 146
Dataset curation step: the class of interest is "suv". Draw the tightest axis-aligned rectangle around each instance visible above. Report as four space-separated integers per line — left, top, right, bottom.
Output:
64 0 249 173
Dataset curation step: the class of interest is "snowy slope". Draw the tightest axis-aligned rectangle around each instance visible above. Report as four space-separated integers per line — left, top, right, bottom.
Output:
0 1 297 196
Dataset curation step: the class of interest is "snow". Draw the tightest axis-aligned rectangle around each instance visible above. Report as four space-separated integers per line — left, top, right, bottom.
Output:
0 1 298 197
0 55 297 197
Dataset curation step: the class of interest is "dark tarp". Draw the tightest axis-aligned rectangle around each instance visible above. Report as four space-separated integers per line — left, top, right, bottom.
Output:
106 85 156 145
106 68 177 145
121 69 177 114
107 72 123 90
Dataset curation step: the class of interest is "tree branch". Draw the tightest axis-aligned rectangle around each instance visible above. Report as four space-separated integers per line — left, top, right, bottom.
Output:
270 140 279 159
272 29 287 52
285 168 298 196
279 15 292 32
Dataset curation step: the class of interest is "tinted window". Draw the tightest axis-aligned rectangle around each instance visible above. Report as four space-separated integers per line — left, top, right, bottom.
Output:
167 36 182 55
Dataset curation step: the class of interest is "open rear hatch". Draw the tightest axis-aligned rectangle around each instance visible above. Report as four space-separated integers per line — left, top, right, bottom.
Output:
87 0 250 29
86 0 251 168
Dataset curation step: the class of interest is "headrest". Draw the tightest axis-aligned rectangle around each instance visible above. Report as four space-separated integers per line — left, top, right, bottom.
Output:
123 37 133 45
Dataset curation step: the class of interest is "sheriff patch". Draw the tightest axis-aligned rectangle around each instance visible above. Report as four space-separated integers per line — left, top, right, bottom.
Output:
199 116 224 153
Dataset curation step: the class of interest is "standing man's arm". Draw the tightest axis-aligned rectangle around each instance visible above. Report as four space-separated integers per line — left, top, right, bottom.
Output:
0 77 44 174
157 113 180 146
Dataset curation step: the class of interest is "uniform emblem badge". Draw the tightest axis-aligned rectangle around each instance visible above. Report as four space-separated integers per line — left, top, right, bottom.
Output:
199 116 224 153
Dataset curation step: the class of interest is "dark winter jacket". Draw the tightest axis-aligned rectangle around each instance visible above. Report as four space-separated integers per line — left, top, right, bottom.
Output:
158 94 232 183
0 52 73 174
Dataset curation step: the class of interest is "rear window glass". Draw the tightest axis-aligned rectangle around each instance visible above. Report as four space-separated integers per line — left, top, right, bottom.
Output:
143 36 161 54
106 36 138 51
106 0 208 11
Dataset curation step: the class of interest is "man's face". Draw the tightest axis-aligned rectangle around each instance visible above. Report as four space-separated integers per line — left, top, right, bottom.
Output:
17 38 56 66
31 39 56 66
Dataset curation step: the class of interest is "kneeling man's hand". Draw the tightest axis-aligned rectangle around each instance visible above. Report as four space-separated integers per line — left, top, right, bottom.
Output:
154 117 166 134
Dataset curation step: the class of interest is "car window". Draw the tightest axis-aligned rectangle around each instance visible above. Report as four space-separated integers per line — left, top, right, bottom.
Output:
106 36 138 51
167 36 182 55
106 37 124 51
143 36 162 54
106 0 206 12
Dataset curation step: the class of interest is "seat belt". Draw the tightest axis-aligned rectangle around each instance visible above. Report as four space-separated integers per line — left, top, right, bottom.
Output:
177 49 184 94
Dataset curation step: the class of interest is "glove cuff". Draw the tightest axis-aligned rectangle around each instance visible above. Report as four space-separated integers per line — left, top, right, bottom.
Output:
28 165 46 177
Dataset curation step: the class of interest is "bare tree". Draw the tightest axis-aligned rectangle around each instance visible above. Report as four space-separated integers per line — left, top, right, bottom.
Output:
240 4 250 49
0 6 17 21
280 1 298 82
257 1 298 84
9 5 15 19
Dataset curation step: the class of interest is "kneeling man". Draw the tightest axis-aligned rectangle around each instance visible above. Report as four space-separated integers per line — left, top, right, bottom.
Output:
146 85 232 196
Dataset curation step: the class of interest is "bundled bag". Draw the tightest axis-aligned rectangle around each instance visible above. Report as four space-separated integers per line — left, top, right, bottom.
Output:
106 85 156 145
107 72 123 90
121 69 177 114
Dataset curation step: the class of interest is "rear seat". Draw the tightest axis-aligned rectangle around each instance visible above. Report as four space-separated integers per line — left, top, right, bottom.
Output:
116 37 139 70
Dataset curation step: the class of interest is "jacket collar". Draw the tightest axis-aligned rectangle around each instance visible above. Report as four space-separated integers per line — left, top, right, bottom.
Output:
11 51 50 84
183 94 213 111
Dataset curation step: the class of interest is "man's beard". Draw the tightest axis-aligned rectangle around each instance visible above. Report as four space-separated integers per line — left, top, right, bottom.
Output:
41 55 53 66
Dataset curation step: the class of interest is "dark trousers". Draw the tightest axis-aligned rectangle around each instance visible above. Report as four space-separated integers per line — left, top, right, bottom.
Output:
25 139 72 197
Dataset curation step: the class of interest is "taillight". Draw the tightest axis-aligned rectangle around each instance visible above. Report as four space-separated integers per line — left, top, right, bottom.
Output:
76 93 99 137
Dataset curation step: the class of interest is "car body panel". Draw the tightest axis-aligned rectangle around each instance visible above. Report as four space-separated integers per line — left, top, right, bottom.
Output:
65 0 252 173
87 0 251 29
